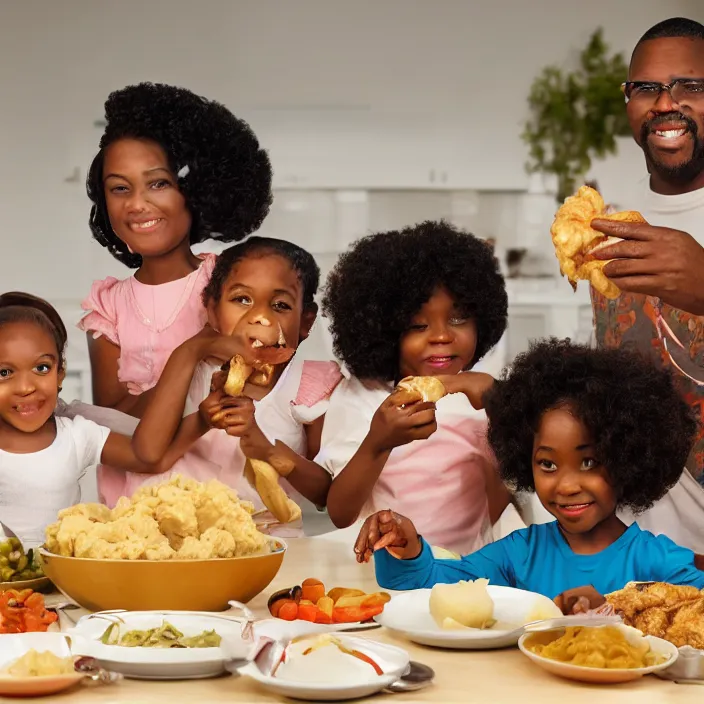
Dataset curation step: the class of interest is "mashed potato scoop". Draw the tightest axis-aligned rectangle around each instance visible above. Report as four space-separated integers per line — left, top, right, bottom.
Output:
429 579 496 630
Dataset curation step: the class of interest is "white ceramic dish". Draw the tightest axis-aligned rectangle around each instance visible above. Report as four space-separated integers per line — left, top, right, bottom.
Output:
518 624 679 684
0 632 82 697
375 586 562 649
66 610 249 680
237 632 410 701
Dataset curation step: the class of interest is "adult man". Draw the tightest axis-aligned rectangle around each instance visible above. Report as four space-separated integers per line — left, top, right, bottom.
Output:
589 17 704 552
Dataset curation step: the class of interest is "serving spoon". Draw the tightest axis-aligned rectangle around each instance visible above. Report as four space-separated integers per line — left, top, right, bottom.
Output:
503 613 622 639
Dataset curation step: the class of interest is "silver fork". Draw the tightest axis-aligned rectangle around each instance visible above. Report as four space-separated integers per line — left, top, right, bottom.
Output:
507 614 622 639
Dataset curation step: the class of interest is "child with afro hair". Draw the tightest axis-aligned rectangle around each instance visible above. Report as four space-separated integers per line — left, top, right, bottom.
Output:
318 220 512 554
62 82 272 506
356 339 704 600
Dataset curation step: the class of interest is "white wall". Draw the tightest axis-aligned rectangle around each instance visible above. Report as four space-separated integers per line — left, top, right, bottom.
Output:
2 0 702 301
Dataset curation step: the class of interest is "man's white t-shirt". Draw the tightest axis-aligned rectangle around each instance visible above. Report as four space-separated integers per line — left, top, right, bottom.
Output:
0 416 109 547
601 177 704 553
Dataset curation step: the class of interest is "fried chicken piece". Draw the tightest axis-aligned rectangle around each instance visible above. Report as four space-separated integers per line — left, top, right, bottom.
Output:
43 474 270 560
633 608 671 639
144 542 177 561
174 528 237 560
550 186 646 299
155 500 199 551
74 535 147 560
196 490 269 556
663 598 704 649
56 503 112 524
606 581 701 620
46 515 95 557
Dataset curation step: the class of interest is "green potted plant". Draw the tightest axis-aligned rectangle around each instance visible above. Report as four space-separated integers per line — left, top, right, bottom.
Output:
522 28 631 203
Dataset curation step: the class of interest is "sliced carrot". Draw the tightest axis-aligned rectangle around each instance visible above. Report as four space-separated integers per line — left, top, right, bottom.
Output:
278 601 299 621
332 606 366 623
270 599 293 618
297 604 319 622
351 650 384 676
360 604 384 621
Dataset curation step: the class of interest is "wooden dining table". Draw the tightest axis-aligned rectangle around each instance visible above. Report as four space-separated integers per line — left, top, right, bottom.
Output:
49 534 700 703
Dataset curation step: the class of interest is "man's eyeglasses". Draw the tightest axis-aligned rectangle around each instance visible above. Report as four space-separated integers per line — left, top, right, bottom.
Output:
621 78 704 104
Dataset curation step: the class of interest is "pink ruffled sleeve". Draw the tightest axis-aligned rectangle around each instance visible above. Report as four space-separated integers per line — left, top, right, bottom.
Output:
290 360 343 424
199 253 217 279
77 277 121 346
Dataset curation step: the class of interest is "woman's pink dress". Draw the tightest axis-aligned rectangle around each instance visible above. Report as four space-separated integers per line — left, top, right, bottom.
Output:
71 255 216 505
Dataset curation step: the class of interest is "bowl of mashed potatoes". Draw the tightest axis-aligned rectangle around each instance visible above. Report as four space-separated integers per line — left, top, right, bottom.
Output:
38 476 285 612
519 624 678 683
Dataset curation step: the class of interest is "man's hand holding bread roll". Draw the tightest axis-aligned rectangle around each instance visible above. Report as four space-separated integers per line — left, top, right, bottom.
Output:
550 185 647 299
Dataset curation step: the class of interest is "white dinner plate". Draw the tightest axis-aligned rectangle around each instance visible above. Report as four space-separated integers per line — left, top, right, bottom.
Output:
237 633 410 701
518 624 679 683
375 586 562 649
66 610 249 680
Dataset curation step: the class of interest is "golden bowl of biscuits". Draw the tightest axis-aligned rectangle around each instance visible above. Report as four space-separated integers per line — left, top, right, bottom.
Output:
38 475 285 612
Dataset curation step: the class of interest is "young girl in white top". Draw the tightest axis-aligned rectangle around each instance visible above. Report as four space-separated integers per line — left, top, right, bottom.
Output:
62 82 272 507
0 293 204 547
318 221 512 554
131 238 343 537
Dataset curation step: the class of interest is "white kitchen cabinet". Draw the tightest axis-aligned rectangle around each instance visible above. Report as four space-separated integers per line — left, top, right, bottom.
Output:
247 109 530 191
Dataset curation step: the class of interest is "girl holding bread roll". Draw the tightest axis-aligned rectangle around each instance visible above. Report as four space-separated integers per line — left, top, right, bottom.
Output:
130 238 342 537
355 340 704 600
318 221 512 554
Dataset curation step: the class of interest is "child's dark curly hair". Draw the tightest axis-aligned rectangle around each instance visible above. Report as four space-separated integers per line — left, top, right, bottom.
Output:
203 237 320 312
322 220 507 381
87 82 273 268
483 338 696 513
0 292 68 371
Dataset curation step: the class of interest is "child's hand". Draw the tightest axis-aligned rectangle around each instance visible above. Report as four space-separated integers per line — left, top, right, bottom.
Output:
202 391 273 460
434 371 495 409
367 394 437 453
354 510 422 563
553 585 606 615
191 325 251 366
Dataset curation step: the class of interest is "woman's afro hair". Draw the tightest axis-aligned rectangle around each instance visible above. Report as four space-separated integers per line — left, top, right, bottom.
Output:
322 220 507 381
483 338 697 513
203 236 320 311
87 82 273 268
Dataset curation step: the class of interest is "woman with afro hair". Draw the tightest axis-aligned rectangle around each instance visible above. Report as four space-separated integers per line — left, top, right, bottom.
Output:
61 82 272 506
356 339 704 600
317 220 513 554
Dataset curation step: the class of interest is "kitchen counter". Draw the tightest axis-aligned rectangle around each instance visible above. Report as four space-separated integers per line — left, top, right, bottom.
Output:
59 536 695 703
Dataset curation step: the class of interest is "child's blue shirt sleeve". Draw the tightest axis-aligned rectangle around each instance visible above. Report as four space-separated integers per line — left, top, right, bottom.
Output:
374 534 520 590
641 532 704 589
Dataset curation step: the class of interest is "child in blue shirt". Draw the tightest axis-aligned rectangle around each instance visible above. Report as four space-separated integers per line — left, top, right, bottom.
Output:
355 339 704 598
